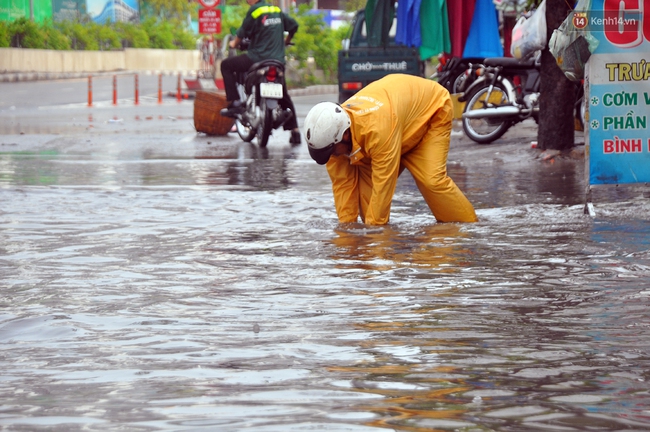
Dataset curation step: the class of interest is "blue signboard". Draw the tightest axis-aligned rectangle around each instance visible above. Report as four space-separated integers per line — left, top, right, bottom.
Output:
586 0 650 185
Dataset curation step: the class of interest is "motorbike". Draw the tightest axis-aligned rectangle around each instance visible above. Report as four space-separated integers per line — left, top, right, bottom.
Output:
459 56 541 144
431 54 485 94
459 55 585 144
223 37 294 148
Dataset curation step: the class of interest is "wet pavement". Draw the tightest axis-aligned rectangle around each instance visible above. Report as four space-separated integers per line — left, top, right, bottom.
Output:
1 82 650 431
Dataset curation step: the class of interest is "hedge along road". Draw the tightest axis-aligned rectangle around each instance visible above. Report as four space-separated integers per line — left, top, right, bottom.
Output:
1 78 650 431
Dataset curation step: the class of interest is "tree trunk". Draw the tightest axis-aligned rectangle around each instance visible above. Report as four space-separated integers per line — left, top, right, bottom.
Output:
538 0 575 151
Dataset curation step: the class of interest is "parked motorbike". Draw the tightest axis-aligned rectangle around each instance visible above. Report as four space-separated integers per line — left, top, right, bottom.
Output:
460 55 585 144
460 56 540 144
432 54 485 94
223 37 294 148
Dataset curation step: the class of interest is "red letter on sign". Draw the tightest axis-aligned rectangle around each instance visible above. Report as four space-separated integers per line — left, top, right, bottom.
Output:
604 0 642 47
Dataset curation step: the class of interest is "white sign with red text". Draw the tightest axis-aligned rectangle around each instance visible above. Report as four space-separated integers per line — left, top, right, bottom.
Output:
199 8 221 34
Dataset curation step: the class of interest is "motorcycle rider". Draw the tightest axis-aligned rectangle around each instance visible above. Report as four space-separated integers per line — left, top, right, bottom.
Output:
220 0 301 144
304 74 478 225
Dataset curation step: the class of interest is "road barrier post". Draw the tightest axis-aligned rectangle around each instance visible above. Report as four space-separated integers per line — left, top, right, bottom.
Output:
134 74 139 105
113 75 117 105
87 75 93 107
158 74 163 104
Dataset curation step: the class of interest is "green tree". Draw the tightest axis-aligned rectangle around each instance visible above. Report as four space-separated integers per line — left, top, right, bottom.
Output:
42 20 71 50
56 21 99 50
288 5 348 84
141 17 175 48
94 22 121 50
0 21 10 47
8 17 47 48
221 4 248 36
343 0 366 13
115 22 150 48
142 0 195 21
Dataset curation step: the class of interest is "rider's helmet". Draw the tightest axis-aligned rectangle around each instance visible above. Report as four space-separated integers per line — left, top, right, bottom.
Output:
304 102 351 165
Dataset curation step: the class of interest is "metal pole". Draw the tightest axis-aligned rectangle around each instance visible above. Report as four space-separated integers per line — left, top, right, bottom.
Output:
29 0 34 21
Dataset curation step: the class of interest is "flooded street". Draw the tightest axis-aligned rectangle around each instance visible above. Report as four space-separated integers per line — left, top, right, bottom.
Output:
1 83 650 431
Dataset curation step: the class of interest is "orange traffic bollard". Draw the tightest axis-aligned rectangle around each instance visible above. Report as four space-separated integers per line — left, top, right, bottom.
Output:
113 75 117 105
158 74 163 104
134 74 139 105
87 75 93 107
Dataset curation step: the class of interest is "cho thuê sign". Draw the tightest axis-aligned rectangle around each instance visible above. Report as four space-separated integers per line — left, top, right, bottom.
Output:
586 0 650 186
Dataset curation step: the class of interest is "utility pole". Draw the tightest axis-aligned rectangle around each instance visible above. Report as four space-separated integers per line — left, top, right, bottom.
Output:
30 0 34 20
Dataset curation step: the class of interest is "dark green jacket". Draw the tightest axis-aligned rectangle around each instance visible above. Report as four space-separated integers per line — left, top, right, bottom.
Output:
236 1 299 63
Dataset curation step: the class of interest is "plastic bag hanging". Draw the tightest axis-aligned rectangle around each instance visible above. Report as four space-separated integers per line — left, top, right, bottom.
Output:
549 0 599 81
510 0 546 60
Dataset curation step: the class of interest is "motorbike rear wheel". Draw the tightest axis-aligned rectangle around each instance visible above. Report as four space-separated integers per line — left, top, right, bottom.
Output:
462 81 512 144
256 99 272 148
235 117 256 142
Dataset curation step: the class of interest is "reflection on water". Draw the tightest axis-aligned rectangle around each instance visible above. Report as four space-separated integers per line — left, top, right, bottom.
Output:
323 207 650 431
330 224 470 273
0 140 301 189
1 121 650 430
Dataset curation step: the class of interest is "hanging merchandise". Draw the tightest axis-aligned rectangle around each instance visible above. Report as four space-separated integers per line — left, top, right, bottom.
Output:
418 0 451 60
365 0 396 47
463 0 503 58
447 0 476 57
395 0 422 48
510 0 546 59
549 0 599 81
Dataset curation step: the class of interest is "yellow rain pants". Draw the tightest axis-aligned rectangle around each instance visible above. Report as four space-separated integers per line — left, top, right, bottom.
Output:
326 74 477 225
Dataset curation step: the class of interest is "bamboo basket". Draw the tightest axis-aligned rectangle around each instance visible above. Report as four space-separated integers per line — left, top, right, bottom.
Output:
193 90 234 136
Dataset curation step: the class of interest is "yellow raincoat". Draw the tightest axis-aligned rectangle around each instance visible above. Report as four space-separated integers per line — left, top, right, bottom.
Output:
326 74 477 225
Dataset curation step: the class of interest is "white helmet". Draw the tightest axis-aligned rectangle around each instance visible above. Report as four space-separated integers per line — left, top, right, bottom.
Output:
304 102 351 165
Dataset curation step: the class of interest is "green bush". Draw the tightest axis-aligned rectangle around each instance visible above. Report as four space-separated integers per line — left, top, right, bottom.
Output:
0 8 346 85
3 16 197 51
94 22 121 50
287 6 348 84
9 17 47 48
114 22 150 48
56 21 98 50
43 21 71 50
141 17 175 49
0 21 9 47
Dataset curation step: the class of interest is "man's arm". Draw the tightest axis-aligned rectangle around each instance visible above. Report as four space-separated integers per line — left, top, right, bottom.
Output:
283 14 299 45
327 156 359 223
229 36 242 49
364 129 402 225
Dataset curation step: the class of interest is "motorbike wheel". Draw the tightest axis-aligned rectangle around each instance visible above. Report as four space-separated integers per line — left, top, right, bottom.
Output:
451 71 468 94
256 99 272 148
235 117 256 143
462 81 512 144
